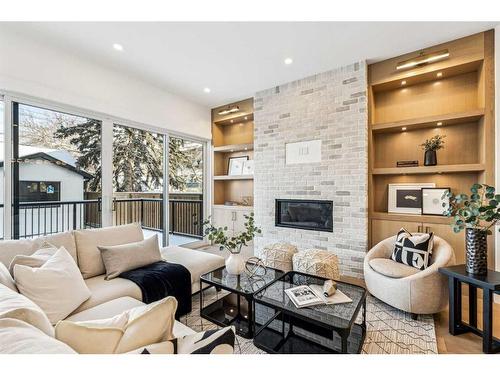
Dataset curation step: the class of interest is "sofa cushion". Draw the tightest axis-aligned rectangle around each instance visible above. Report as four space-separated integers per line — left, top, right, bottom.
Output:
14 247 91 324
72 274 142 314
161 246 225 293
74 223 144 279
0 283 54 337
369 258 420 278
9 243 58 274
67 297 144 322
98 235 162 280
0 318 76 354
37 232 78 263
0 262 17 292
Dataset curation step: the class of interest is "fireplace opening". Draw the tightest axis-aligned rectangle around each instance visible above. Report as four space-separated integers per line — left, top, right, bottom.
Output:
275 199 333 232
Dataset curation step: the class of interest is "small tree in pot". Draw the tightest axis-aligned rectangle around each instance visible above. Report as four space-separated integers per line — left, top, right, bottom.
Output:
420 134 446 166
203 212 262 275
444 184 500 275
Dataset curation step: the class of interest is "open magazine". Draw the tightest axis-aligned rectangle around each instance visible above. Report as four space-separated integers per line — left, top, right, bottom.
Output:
285 284 352 308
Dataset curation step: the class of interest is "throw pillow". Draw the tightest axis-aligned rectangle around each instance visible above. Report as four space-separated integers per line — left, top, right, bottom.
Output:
74 223 144 279
0 318 76 354
14 247 91 324
391 228 434 270
98 234 161 280
0 262 17 292
8 241 58 275
126 326 236 354
0 283 55 337
55 296 177 354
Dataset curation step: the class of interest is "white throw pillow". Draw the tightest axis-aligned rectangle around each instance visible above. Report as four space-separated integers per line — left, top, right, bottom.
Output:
0 318 76 354
55 296 177 354
0 283 54 337
8 241 58 275
14 247 91 324
0 262 17 292
98 235 162 280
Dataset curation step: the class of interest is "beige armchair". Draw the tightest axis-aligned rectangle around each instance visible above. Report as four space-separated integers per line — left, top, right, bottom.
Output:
364 235 455 317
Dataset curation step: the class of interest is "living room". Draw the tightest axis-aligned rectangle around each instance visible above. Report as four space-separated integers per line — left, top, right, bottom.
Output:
0 1 499 373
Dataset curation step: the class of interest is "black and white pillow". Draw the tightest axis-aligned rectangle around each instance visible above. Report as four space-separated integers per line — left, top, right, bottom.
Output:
391 228 434 270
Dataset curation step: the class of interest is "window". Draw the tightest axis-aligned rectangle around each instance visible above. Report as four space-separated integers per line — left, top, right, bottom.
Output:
19 181 61 202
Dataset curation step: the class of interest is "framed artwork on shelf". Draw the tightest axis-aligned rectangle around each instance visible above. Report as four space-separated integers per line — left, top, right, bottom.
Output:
242 160 254 175
421 187 451 216
228 156 249 176
388 183 435 214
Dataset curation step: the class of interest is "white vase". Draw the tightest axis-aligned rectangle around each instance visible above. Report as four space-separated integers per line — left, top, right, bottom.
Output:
225 253 246 275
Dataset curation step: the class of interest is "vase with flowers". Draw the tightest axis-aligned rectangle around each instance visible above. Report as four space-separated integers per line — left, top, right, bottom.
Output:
420 134 446 166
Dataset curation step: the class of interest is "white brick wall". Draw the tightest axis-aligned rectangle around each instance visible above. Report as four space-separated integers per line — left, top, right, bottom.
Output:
253 61 368 279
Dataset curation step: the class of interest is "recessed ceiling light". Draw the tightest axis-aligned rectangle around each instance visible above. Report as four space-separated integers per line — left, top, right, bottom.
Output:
230 119 234 123
401 80 407 86
244 116 248 120
284 58 293 65
112 43 124 51
437 122 443 126
402 127 407 131
436 72 443 78
203 87 211 93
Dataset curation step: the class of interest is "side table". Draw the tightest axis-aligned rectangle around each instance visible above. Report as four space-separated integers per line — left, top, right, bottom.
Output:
439 265 500 353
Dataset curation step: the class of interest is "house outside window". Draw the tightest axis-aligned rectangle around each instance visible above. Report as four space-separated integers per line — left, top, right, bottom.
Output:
19 181 61 202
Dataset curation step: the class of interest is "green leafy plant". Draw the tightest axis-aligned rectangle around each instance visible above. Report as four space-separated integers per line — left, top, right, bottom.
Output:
203 212 262 254
420 134 446 152
444 184 500 235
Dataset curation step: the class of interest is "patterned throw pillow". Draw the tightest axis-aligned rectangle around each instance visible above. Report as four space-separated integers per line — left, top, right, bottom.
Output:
391 228 434 270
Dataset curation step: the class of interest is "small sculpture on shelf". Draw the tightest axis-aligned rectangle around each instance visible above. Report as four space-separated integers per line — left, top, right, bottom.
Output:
420 134 446 166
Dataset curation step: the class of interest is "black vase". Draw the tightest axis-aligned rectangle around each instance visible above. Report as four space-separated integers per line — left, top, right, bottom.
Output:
465 228 488 275
424 150 437 166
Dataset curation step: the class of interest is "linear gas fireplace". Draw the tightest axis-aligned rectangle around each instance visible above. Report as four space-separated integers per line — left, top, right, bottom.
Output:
275 199 333 232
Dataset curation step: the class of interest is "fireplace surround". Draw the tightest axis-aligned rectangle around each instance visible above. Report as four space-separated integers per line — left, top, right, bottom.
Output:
275 199 333 232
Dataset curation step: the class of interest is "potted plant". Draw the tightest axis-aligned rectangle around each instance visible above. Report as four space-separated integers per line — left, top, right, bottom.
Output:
203 212 262 275
444 184 500 275
420 134 446 166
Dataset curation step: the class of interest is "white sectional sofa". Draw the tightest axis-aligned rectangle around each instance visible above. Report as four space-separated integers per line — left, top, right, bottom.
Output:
0 223 225 353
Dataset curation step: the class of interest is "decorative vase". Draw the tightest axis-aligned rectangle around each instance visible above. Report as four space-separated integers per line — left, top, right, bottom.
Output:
465 228 488 275
424 150 437 166
225 252 246 275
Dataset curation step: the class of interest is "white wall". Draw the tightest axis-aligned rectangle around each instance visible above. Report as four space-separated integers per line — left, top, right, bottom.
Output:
0 27 211 139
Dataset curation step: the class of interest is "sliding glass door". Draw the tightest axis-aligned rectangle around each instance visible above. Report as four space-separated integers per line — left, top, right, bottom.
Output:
11 102 102 239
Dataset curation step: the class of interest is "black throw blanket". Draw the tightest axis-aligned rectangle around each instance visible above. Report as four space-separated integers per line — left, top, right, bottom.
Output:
120 261 192 318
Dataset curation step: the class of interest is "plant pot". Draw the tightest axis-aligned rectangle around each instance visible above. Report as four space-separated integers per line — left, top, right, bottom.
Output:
465 228 488 275
225 253 246 275
424 150 437 166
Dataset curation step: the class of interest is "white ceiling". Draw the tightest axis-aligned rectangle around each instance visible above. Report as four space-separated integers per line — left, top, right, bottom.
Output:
3 22 499 107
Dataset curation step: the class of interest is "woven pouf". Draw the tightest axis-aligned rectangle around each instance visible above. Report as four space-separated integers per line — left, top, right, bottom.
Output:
260 242 298 272
292 249 340 280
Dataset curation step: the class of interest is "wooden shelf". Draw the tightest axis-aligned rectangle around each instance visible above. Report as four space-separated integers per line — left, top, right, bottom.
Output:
213 143 253 153
213 204 253 210
370 211 451 225
372 164 485 175
214 113 254 126
213 175 254 181
371 109 484 133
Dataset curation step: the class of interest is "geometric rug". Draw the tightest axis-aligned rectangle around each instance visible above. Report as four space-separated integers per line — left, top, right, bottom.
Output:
178 289 438 354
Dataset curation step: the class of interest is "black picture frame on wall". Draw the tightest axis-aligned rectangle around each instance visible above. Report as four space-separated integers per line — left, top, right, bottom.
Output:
421 187 451 216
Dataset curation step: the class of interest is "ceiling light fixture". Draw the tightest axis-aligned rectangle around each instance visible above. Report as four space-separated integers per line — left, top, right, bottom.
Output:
284 58 293 65
401 80 407 86
396 49 449 71
203 87 211 93
217 106 240 116
112 43 124 51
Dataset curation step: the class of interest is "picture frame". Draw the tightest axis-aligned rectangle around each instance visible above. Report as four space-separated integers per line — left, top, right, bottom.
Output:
228 156 249 176
421 187 451 216
388 183 435 214
242 159 254 175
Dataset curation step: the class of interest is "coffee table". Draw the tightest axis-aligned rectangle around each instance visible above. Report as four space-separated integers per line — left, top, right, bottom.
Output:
252 271 367 354
199 265 284 338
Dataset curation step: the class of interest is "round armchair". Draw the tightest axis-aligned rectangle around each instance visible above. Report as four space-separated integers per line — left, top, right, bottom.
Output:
364 234 455 316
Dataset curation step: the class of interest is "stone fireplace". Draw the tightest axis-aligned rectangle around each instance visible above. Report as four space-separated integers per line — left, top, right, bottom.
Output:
253 61 368 279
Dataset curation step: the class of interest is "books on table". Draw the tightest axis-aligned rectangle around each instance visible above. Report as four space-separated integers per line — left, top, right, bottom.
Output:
285 284 352 308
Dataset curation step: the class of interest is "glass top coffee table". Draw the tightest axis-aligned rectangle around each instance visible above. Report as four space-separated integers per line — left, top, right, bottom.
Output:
200 265 284 338
252 271 367 354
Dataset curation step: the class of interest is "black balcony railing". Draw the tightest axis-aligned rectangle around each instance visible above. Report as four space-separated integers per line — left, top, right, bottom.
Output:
1 198 203 240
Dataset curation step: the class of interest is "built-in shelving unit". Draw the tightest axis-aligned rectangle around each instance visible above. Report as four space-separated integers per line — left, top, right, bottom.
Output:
368 31 495 266
213 143 254 153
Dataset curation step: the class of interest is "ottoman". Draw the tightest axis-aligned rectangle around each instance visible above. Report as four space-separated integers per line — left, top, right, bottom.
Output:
260 242 298 272
293 249 340 280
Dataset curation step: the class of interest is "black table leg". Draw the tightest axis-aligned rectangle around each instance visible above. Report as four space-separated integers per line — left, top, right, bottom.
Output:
482 288 493 354
246 296 253 337
468 284 477 328
449 277 462 335
340 330 349 354
199 280 203 311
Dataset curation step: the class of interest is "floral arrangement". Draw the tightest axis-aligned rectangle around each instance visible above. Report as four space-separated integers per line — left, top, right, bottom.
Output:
420 134 446 152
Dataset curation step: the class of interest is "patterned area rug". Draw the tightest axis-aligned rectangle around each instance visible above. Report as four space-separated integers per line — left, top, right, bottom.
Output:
178 288 437 354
